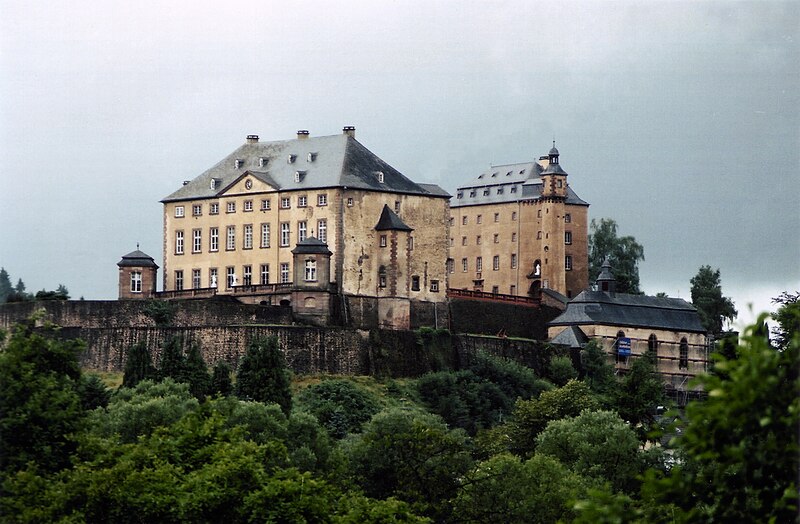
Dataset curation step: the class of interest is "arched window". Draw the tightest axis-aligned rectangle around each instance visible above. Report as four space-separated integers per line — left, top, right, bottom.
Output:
378 266 387 289
679 338 689 370
648 334 658 356
615 330 627 363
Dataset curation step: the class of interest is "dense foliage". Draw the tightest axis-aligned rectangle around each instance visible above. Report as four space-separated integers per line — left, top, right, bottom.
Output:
690 265 737 334
588 218 645 294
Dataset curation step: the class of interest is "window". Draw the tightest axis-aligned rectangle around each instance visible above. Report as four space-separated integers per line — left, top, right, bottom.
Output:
497 187 504 195
192 269 201 289
298 196 307 208
261 223 270 248
512 211 517 221
565 255 573 271
511 185 518 194
409 237 414 250
449 238 454 247
227 202 236 213
298 221 307 242
648 334 658 356
457 192 463 199
565 231 572 245
175 270 184 291
476 257 483 272
226 226 235 250
557 179 563 188
394 201 400 213
192 229 201 253
261 199 271 211
511 254 517 269
175 206 185 218
430 280 439 292
280 263 290 283
280 222 290 247
226 267 235 288
462 216 467 225
565 213 571 223
493 234 499 244
244 224 253 249
347 197 354 207
511 232 517 242
175 230 184 254
493 255 500 271
243 265 252 286
469 190 476 197
494 213 500 222
281 197 290 209
477 215 482 224
447 258 454 274
462 258 468 272
209 268 218 288
304 260 317 281
476 235 481 245
378 266 387 288
510 285 516 295
192 204 202 216
210 203 219 215
492 286 499 295
483 189 490 196
411 275 420 291
244 200 253 212
537 231 542 240
679 338 689 369
317 219 327 243
260 264 270 285
210 227 219 252
537 209 542 218
380 234 387 247
461 236 467 246
317 194 327 206
130 271 142 293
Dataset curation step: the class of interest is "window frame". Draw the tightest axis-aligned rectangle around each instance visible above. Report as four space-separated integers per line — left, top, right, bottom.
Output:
226 225 236 251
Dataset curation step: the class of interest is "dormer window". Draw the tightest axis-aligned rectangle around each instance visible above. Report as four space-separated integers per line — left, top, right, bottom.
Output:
478 174 484 179
287 154 296 164
491 172 498 177
294 171 306 183
210 178 221 190
457 192 463 199
469 190 476 198
307 152 317 162
234 159 243 169
259 157 268 168
511 186 517 193
375 171 384 183
483 189 489 196
506 171 512 176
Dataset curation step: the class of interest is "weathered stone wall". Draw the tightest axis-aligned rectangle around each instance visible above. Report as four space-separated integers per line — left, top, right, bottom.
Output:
453 334 562 376
448 298 561 339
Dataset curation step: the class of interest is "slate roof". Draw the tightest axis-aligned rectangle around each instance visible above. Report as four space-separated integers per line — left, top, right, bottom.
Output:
550 325 589 348
549 290 706 333
118 250 158 268
162 133 448 202
291 237 332 255
375 205 413 231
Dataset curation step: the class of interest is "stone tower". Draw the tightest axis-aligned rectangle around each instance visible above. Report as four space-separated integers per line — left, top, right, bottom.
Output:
117 248 158 299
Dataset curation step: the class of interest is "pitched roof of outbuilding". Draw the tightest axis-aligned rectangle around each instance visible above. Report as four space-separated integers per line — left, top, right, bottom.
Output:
162 133 448 202
117 249 159 268
550 325 589 348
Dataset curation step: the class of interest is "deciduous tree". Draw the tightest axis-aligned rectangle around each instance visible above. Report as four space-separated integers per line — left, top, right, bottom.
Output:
588 218 645 294
690 265 737 334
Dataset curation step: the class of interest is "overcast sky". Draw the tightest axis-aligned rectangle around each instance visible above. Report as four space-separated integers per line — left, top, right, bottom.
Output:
1 0 797 327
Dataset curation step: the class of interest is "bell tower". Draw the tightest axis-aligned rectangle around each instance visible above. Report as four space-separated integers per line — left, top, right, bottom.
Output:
540 141 568 199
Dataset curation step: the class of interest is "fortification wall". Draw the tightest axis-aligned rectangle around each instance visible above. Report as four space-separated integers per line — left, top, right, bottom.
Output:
448 298 561 339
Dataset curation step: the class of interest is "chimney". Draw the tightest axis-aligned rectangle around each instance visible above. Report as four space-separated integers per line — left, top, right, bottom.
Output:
246 134 259 143
342 126 355 138
297 130 310 140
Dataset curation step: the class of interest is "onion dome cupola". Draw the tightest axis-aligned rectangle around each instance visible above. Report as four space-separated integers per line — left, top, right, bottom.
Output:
540 140 569 199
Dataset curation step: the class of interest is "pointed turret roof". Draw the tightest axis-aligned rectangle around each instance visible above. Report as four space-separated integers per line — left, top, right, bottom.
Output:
375 205 413 231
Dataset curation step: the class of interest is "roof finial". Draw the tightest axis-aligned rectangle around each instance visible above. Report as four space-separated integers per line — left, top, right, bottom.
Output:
136 242 140 250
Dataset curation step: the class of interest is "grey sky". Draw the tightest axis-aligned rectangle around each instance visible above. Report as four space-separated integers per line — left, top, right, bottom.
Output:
1 1 798 325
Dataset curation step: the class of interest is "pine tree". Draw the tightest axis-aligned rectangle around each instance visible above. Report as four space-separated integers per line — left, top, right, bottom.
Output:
0 268 11 303
122 341 156 388
183 341 210 399
158 335 186 382
235 336 292 414
211 361 233 397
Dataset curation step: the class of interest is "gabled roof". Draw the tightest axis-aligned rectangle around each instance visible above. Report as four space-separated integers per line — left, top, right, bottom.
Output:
162 133 448 202
550 325 589 348
549 290 706 333
118 249 158 268
375 205 413 231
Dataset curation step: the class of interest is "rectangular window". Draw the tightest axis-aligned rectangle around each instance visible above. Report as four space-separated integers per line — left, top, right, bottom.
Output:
227 201 236 213
347 197 353 207
244 200 253 212
449 238 454 247
565 255 573 271
511 254 517 269
493 255 500 271
462 236 467 246
394 201 401 213
261 199 271 211
512 232 517 242
379 270 387 288
281 197 291 209
462 258 468 272
497 188 504 195
243 265 252 286
510 285 516 295
280 222 290 247
192 204 202 216
492 286 499 295
226 226 235 250
244 224 253 249
409 237 414 250
430 280 439 292
564 213 571 223
493 234 499 243
130 271 142 293
175 230 184 254
210 203 219 215
476 235 481 245
192 269 201 289
298 196 308 208
226 267 235 288
210 227 219 252
209 268 218 288
380 234 387 247
175 206 185 218
447 259 454 274
565 231 572 245
476 257 483 272
261 223 271 248
305 260 317 281
483 189 490 196
298 221 307 242
512 211 517 221
192 229 202 253
494 213 500 222
477 215 482 224
462 216 467 225
449 217 454 226
175 270 184 290
511 186 517 194
280 263 290 283
317 194 327 206
317 219 327 243
260 264 270 285
411 275 420 291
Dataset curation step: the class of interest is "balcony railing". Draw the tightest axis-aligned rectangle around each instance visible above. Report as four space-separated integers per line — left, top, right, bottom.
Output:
447 288 540 306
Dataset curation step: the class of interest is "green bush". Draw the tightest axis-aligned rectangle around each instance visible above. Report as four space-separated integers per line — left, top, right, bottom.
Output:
297 379 381 438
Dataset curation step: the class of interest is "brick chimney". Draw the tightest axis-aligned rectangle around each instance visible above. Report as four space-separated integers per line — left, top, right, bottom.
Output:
342 126 355 138
246 134 259 143
297 130 310 140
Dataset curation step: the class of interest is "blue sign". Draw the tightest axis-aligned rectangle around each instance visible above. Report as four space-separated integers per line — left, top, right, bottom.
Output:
617 337 631 356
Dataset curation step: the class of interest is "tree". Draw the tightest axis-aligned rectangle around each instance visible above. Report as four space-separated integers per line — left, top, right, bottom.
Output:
78 374 111 411
297 379 382 438
771 291 800 350
158 335 186 382
210 361 233 397
183 341 211 400
235 336 292 415
588 218 645 294
0 267 12 303
121 341 156 388
690 265 737 334
579 340 617 403
612 351 665 441
545 355 578 386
